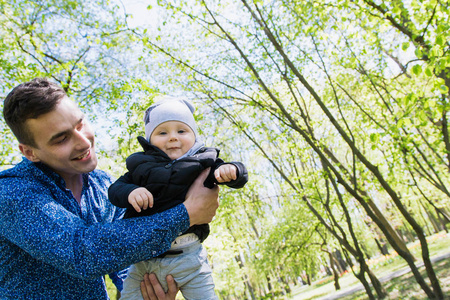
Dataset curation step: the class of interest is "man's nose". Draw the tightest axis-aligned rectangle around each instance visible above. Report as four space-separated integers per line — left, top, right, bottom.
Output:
74 130 91 149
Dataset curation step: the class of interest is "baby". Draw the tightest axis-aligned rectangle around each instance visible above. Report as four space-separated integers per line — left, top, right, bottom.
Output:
108 97 248 299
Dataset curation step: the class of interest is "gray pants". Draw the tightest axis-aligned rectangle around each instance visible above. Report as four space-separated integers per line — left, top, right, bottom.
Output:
120 240 218 300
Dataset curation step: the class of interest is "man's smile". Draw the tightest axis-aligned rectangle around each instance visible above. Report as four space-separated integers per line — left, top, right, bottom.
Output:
74 150 91 160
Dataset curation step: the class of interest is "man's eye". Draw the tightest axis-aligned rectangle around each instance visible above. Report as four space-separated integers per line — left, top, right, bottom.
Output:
55 137 67 144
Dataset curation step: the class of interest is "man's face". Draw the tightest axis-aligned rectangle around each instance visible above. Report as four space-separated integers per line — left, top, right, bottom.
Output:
19 97 97 182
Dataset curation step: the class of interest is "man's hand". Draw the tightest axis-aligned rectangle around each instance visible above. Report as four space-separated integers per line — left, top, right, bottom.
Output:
184 168 219 226
215 164 237 183
140 273 178 300
128 187 154 213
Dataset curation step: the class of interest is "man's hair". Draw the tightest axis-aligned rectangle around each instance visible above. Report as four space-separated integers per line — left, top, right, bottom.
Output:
3 78 67 147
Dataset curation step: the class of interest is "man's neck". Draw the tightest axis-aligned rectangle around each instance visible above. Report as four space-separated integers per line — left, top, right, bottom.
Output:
63 174 84 204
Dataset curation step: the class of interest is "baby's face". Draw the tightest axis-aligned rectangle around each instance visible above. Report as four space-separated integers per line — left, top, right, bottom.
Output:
150 121 196 160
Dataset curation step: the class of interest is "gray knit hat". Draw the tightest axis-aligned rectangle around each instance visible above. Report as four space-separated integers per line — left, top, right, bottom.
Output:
144 97 198 141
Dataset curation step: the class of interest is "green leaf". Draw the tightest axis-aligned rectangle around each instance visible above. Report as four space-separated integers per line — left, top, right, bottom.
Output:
439 85 449 94
415 48 423 58
436 35 444 46
392 6 401 14
417 110 427 123
401 42 409 51
397 118 411 128
412 64 422 76
424 99 436 108
370 133 380 143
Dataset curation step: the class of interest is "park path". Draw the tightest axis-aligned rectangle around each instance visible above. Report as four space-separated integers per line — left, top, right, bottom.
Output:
312 251 450 300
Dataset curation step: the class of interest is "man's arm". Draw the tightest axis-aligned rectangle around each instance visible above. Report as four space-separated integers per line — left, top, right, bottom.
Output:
0 178 188 280
0 170 218 280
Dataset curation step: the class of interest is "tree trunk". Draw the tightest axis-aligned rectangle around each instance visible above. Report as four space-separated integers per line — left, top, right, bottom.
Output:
342 249 376 300
424 205 441 234
436 207 449 233
306 273 312 286
332 251 346 274
357 270 376 300
234 251 256 299
366 198 414 259
367 268 388 299
375 238 389 255
329 252 341 290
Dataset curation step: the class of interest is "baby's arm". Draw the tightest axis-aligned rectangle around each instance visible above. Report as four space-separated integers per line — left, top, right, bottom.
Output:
203 158 248 189
108 172 141 208
214 164 238 183
128 187 154 213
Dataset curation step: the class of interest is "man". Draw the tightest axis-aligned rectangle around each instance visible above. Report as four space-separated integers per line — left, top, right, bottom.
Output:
0 78 219 299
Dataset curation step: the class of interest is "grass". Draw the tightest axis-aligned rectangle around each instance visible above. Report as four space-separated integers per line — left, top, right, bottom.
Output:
339 258 450 300
106 275 119 300
290 231 450 300
105 232 449 299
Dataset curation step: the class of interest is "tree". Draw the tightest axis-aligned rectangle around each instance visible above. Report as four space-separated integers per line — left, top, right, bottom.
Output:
2 0 448 298
0 0 146 167
137 0 448 298
0 2 148 297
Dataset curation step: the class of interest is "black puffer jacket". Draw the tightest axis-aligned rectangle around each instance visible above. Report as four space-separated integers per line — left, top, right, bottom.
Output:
109 136 248 242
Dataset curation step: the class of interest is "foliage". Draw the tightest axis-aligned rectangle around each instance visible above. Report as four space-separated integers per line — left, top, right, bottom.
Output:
137 0 449 298
0 0 147 166
1 0 449 299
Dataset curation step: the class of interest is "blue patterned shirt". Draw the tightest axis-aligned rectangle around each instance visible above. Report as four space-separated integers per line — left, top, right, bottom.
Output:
0 158 190 299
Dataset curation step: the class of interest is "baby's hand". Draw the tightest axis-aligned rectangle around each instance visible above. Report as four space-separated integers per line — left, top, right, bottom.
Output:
215 164 238 183
128 187 154 213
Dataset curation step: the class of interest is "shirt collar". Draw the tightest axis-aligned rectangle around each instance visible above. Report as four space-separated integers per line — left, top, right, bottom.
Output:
27 158 91 189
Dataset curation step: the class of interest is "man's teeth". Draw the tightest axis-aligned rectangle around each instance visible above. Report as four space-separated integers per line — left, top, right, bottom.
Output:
76 151 89 160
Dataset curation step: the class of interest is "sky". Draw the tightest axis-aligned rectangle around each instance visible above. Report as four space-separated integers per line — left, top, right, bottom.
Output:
119 0 160 28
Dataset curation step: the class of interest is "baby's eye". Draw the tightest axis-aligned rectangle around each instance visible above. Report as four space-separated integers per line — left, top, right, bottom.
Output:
178 130 186 134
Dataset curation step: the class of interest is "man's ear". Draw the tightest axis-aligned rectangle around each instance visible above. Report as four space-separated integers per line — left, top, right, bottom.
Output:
19 144 41 162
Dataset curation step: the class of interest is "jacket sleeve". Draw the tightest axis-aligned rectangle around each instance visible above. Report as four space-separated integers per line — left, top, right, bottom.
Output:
108 172 140 208
0 177 190 281
205 160 248 189
222 161 248 189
